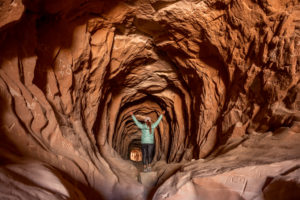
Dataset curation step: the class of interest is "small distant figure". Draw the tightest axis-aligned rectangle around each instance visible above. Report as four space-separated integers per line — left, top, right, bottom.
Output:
130 111 165 172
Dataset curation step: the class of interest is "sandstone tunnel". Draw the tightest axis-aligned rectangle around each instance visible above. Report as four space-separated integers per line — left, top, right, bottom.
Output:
0 0 299 199
92 41 228 163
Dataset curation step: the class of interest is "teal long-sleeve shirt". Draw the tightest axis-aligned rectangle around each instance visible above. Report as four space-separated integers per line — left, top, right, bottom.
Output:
131 114 163 144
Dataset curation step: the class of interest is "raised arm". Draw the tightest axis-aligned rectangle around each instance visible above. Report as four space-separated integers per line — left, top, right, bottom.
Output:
152 112 164 128
131 113 144 129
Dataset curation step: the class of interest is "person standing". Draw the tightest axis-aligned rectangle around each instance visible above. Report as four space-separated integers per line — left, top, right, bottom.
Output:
130 111 165 172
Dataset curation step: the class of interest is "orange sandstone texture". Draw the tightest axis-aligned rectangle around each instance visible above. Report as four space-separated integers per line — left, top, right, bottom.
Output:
0 0 299 199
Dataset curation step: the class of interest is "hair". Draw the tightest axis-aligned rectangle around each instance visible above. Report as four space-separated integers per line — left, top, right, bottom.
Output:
146 120 152 133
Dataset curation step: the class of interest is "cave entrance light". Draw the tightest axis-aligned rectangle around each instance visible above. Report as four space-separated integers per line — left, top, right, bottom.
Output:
128 139 142 162
130 148 142 162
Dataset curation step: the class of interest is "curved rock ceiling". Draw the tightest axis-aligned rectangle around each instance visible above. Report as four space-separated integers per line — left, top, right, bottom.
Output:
0 0 299 199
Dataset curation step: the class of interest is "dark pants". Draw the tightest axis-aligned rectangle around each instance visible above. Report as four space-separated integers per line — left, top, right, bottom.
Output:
141 144 155 165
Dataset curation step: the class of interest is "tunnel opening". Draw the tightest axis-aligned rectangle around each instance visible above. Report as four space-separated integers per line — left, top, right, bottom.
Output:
130 148 142 162
112 96 167 163
128 139 142 162
90 13 229 169
96 54 228 166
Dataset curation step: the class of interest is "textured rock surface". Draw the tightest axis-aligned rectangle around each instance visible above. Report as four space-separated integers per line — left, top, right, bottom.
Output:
0 0 299 199
153 128 300 199
140 171 158 188
154 159 300 200
0 162 86 200
0 0 24 29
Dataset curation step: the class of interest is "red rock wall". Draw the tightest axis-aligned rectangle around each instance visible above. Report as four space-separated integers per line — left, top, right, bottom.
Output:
0 0 299 199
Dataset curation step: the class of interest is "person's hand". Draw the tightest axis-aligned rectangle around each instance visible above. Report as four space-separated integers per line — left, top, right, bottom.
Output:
161 110 165 115
129 112 133 115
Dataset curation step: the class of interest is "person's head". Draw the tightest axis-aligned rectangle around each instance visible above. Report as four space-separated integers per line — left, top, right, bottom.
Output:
144 117 152 132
